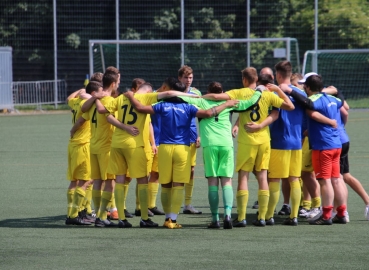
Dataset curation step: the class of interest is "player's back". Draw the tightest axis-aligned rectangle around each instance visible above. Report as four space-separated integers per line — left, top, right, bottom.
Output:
68 97 90 145
226 88 283 145
152 101 198 146
270 86 306 150
85 96 115 153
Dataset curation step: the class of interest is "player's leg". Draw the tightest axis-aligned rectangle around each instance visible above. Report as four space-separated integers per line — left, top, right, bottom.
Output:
183 143 202 214
278 179 291 216
331 148 347 224
252 142 271 227
90 153 102 216
148 149 164 215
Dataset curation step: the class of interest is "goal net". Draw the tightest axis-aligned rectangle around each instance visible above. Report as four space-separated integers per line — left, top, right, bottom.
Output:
89 38 300 93
303 50 369 99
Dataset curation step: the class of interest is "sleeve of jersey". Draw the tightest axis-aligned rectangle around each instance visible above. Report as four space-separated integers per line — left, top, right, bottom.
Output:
225 90 237 100
82 111 89 121
152 103 161 114
139 93 159 105
68 98 76 109
233 90 262 112
179 96 204 109
190 104 199 118
289 90 315 110
104 98 117 117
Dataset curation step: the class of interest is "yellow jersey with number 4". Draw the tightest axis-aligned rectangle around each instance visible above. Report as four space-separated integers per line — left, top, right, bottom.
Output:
68 98 90 146
105 93 158 149
226 88 283 145
82 96 115 154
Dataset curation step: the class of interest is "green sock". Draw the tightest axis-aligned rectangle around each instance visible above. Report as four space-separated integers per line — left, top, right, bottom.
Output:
208 185 219 221
222 185 233 217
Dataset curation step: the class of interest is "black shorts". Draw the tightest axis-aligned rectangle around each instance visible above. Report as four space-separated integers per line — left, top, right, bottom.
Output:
340 142 350 174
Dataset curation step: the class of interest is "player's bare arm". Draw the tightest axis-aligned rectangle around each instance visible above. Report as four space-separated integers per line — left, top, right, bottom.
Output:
124 91 155 114
244 110 279 133
196 99 239 118
268 83 294 111
232 116 239 138
106 114 139 136
70 116 86 138
95 99 109 114
306 109 337 128
66 88 84 102
149 122 158 155
81 92 107 113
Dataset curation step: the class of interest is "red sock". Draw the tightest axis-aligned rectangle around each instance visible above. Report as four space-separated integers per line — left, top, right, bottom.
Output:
336 205 346 218
322 206 333 219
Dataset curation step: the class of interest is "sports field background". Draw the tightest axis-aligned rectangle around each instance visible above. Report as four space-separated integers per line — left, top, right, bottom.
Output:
0 111 368 269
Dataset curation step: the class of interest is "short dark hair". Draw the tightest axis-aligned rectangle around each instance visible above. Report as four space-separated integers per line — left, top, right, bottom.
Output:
102 72 119 89
275 60 292 79
172 81 186 92
105 66 120 75
90 72 103 83
85 81 102 94
207 81 223 94
257 74 274 86
305 75 323 92
131 78 145 90
163 77 179 89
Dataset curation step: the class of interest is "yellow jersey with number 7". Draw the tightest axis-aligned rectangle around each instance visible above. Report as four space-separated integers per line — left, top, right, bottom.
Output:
226 88 283 145
105 92 158 149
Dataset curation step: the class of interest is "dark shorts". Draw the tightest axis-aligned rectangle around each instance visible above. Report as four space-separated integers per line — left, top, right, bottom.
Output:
340 142 350 174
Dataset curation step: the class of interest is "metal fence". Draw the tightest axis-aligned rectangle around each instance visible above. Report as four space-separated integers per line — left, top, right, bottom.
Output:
12 80 67 109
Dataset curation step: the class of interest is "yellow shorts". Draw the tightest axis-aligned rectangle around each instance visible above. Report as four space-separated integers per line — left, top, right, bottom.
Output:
146 150 154 175
301 138 313 172
90 152 115 180
158 144 191 184
67 143 91 181
236 142 270 172
151 149 159 173
190 143 197 167
108 146 147 178
268 149 302 178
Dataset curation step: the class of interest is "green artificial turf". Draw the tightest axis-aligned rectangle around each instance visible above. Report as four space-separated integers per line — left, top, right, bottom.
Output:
0 111 369 269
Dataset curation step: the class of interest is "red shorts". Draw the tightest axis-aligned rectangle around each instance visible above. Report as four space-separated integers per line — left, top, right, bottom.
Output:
312 148 341 180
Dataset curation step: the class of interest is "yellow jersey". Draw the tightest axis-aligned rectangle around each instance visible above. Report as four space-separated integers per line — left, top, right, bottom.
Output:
226 88 283 145
68 98 90 146
105 93 158 149
82 96 115 154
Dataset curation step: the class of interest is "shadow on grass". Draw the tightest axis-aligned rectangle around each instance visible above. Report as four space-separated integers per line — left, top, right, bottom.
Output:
0 215 71 228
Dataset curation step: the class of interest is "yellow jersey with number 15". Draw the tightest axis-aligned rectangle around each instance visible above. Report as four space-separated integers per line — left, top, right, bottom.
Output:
226 88 283 145
105 92 158 149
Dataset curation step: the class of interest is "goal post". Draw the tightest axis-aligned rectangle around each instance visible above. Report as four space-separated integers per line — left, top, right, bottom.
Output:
89 38 300 93
303 49 369 99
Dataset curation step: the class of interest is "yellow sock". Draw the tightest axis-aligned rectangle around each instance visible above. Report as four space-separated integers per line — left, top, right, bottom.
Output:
110 192 117 210
70 186 86 218
266 182 280 219
138 184 149 220
311 197 321 208
290 180 301 219
123 183 129 209
135 183 140 210
98 191 113 220
302 200 311 210
84 184 93 213
172 186 185 214
184 178 194 206
114 183 126 220
92 189 102 215
258 190 269 220
300 178 304 206
161 187 172 214
236 190 249 221
67 189 75 217
148 182 159 209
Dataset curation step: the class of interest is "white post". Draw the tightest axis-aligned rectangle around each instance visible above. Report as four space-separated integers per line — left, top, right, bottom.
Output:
313 0 318 73
180 0 184 66
247 0 250 67
116 0 119 70
53 0 58 108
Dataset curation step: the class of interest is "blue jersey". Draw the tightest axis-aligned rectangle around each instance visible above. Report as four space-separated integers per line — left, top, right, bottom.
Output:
270 86 307 150
150 113 161 146
188 89 200 143
152 102 198 146
307 93 342 150
337 110 349 144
